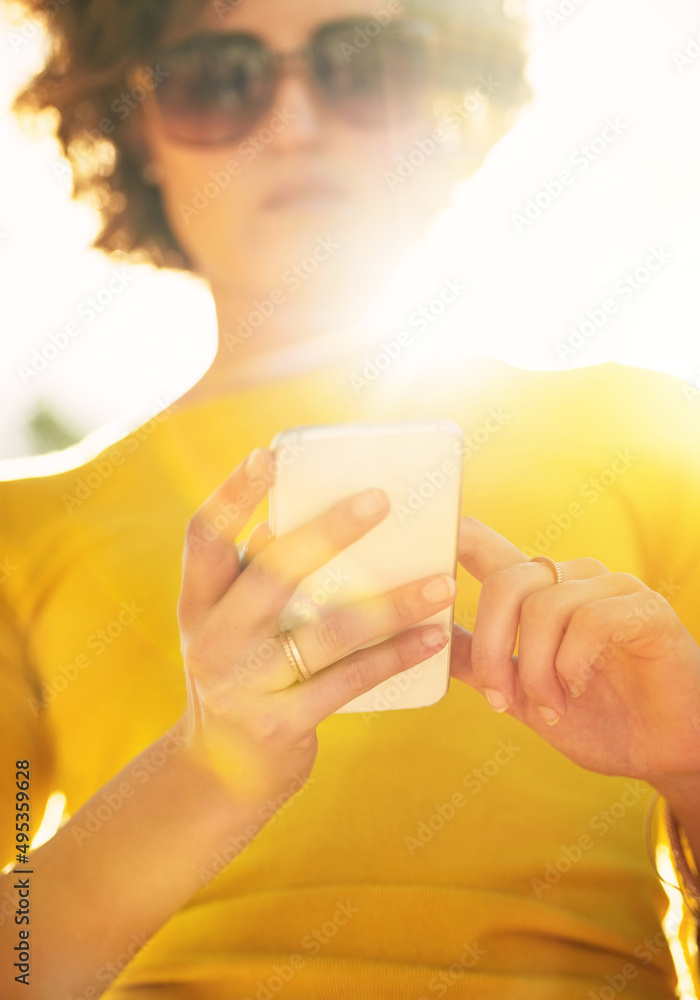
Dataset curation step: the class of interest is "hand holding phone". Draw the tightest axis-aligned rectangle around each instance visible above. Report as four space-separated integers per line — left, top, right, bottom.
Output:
176 446 457 837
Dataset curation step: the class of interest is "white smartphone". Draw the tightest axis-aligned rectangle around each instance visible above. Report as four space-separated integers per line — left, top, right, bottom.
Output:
268 420 464 713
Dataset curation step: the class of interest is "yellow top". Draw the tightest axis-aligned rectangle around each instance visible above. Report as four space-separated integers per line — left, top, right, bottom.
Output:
1 347 699 999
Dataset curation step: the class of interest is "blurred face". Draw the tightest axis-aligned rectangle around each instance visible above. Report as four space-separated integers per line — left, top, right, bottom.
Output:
140 0 471 305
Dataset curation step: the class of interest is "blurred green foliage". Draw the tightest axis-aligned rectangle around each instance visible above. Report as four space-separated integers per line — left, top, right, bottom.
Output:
26 400 83 455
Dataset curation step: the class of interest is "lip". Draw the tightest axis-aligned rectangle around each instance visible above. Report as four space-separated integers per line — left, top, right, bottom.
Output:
262 177 349 212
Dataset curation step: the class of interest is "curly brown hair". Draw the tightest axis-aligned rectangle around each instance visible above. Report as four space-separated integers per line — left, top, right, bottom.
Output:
11 0 530 271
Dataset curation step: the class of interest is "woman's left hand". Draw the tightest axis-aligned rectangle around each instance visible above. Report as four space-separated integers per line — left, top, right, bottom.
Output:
450 517 700 786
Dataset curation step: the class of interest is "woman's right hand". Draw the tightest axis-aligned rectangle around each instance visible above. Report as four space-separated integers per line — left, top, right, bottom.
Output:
176 446 456 811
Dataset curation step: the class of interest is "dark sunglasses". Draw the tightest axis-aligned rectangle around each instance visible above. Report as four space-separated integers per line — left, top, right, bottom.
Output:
147 17 460 146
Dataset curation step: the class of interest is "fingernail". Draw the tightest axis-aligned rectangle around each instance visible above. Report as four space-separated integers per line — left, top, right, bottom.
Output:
352 488 386 520
244 448 269 483
421 626 449 651
422 575 457 603
537 705 560 726
561 677 580 698
484 688 509 712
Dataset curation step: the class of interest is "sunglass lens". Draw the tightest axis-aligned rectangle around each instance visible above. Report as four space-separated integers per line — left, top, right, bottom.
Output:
156 35 274 144
312 20 434 127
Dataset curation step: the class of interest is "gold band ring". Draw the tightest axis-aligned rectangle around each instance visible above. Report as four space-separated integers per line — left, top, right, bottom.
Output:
279 629 312 683
530 555 563 585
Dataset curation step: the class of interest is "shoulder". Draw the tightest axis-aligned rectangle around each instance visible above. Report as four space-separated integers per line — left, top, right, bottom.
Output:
526 360 699 425
0 401 177 553
450 357 700 460
413 356 700 525
533 362 700 467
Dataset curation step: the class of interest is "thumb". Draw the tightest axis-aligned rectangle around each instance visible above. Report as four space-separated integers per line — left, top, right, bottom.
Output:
179 448 272 621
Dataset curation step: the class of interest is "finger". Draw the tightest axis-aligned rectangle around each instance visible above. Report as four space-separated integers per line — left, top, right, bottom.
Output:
285 573 457 682
517 572 646 723
287 625 450 728
238 522 273 571
237 573 457 694
449 623 478 687
457 517 528 580
227 487 390 626
179 448 272 617
450 624 532 729
450 625 549 732
472 557 609 712
555 588 669 697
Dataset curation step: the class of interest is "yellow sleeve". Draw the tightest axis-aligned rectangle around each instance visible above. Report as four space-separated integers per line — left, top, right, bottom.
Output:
0 582 55 871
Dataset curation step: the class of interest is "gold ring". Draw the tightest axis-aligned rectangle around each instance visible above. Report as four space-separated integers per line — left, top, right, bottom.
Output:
530 555 563 585
279 629 312 683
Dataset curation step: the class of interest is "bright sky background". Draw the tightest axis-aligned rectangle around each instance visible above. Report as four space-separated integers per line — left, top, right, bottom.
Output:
1 0 699 462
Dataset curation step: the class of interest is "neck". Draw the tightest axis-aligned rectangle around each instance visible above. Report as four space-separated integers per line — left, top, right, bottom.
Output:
180 290 376 402
180 278 404 402
175 234 468 408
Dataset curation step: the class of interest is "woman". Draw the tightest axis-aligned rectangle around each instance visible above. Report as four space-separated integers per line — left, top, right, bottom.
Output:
1 0 699 997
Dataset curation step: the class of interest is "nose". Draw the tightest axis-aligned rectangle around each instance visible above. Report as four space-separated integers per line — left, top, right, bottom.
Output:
260 60 327 150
